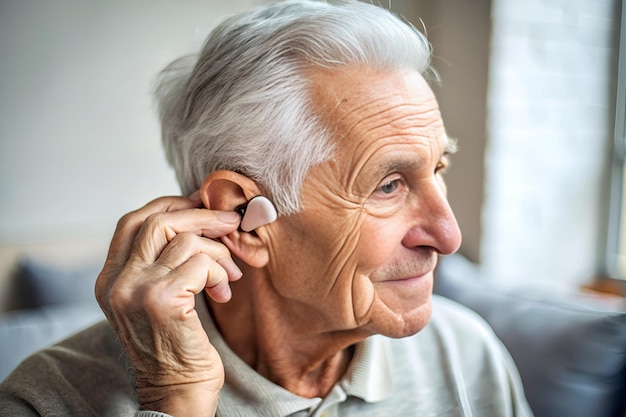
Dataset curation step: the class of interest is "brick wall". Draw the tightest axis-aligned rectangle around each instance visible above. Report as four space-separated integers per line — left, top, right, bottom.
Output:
481 0 619 286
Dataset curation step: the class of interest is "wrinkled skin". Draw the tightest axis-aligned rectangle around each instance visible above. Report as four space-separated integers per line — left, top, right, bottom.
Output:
95 196 243 415
95 66 462 416
262 68 461 338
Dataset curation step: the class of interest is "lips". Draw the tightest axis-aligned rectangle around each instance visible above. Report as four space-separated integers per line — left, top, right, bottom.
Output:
370 253 437 284
391 270 431 282
372 266 435 282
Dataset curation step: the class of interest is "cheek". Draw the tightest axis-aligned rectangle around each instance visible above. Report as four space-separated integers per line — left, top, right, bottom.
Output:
355 216 407 270
344 216 409 323
266 208 365 300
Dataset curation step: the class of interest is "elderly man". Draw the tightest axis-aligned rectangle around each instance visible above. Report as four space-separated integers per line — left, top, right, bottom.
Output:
0 1 533 416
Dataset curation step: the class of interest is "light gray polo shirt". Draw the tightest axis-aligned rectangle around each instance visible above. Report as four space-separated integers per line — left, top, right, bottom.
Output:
143 295 533 417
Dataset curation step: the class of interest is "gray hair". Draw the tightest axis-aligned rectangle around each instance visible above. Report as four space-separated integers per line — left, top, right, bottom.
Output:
155 0 432 215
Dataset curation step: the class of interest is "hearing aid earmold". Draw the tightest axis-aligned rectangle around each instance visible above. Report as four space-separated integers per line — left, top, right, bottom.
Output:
237 196 278 232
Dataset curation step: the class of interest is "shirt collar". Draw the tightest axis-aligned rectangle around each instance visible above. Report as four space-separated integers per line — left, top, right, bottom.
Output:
341 334 393 403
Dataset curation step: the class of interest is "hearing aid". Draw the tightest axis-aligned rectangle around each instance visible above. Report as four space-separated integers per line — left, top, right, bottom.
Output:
236 196 278 232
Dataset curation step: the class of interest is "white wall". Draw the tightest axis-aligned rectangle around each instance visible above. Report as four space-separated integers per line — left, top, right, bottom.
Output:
482 0 618 287
0 0 270 245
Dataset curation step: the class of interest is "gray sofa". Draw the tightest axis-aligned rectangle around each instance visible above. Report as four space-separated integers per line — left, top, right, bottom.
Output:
435 254 626 417
1 255 625 417
0 257 104 382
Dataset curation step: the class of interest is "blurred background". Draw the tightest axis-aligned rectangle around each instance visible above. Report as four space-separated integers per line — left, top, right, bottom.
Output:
0 0 624 304
411 0 623 291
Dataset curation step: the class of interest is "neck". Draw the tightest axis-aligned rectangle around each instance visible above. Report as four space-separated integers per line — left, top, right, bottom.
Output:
207 269 364 398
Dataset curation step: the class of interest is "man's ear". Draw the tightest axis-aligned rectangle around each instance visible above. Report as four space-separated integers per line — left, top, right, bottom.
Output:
199 170 270 268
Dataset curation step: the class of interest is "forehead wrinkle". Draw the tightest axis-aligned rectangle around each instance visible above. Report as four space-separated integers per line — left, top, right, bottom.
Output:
339 100 441 141
336 98 443 167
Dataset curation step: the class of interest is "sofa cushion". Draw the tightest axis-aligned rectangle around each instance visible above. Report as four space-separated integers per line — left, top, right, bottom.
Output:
435 254 626 417
0 302 104 382
14 257 101 309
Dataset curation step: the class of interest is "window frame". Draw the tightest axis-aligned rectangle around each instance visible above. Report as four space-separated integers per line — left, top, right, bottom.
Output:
607 0 626 280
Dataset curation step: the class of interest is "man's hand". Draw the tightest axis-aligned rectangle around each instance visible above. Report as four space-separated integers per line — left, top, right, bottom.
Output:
95 194 242 416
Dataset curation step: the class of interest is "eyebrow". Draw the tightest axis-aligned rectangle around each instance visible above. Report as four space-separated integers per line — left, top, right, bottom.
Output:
367 157 423 185
444 135 458 156
363 134 457 183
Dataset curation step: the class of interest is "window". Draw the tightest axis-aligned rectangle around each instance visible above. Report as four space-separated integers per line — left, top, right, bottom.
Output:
608 0 626 280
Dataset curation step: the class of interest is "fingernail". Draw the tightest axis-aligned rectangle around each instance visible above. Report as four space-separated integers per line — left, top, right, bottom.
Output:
217 211 241 224
206 283 232 303
217 258 244 281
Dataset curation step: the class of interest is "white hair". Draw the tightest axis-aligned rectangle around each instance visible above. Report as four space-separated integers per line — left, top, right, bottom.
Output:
155 0 432 215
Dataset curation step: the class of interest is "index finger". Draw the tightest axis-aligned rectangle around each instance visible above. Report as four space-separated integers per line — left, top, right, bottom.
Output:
104 195 206 266
130 208 240 265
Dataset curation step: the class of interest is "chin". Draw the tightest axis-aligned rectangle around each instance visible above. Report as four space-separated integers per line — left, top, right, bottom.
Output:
367 272 434 336
365 296 433 339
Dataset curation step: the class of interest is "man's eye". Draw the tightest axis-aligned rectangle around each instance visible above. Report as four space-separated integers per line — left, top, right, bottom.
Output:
377 179 400 194
436 158 450 174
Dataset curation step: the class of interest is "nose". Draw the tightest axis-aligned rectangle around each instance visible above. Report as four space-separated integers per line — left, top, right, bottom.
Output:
401 179 462 255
